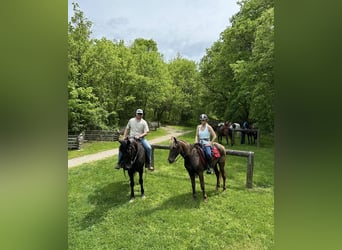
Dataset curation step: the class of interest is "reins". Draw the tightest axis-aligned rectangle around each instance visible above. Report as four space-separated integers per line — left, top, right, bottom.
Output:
130 144 138 165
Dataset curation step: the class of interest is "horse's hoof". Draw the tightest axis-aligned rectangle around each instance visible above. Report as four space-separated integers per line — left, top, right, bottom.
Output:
141 194 146 199
129 197 135 203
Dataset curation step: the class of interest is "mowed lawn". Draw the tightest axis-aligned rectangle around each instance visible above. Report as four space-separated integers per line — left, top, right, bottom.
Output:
68 131 274 249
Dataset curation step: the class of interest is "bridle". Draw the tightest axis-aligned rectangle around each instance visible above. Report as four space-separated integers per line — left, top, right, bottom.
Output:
127 140 140 166
170 140 188 162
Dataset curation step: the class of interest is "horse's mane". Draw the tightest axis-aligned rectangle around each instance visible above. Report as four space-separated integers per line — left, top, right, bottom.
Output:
119 138 145 168
170 136 194 155
170 137 194 147
171 136 225 152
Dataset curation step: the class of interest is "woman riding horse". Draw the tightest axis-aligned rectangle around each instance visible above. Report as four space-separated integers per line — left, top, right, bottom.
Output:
195 114 217 174
168 136 227 202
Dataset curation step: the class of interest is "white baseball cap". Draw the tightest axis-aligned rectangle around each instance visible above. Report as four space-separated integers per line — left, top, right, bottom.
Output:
136 109 143 114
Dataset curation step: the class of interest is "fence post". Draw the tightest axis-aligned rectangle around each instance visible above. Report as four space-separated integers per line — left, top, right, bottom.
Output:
151 144 255 188
257 129 260 148
151 147 155 168
232 129 235 145
246 151 254 188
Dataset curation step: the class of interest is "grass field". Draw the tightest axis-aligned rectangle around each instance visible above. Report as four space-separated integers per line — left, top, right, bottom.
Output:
68 130 274 249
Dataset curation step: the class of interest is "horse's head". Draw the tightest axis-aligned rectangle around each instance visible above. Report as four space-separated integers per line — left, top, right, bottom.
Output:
168 136 180 163
119 138 137 170
224 121 231 127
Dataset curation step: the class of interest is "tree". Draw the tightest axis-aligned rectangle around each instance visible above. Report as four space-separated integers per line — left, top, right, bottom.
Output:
68 3 107 132
199 0 274 132
168 55 202 124
230 4 274 131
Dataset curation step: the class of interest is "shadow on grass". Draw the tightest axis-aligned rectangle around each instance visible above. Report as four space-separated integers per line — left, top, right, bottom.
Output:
138 188 232 217
80 181 129 229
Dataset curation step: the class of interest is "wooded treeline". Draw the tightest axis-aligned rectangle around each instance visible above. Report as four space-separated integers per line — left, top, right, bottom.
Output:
68 0 274 133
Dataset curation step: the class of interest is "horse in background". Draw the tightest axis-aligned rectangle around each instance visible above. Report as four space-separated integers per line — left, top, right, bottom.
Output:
247 124 258 145
230 122 241 138
167 137 227 202
118 137 146 202
217 121 235 146
208 119 220 134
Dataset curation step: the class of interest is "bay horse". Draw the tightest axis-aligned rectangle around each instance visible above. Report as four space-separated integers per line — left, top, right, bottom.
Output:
217 121 234 146
247 124 258 145
167 136 227 202
118 137 146 202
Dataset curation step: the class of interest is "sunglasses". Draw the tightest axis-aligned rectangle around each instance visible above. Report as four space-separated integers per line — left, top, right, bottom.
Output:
137 113 143 115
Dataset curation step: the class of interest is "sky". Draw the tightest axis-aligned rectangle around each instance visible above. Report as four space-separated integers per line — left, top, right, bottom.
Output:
68 0 240 63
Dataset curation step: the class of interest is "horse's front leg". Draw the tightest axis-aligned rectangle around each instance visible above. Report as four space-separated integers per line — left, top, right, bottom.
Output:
129 173 135 202
198 172 207 202
139 170 145 198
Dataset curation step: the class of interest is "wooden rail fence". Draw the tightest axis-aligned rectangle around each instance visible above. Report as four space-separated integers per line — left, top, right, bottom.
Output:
151 144 255 188
68 130 121 150
148 121 160 131
84 130 120 142
68 133 84 150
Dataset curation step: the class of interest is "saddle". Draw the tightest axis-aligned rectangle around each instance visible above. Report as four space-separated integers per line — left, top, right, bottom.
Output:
125 136 151 166
194 143 221 166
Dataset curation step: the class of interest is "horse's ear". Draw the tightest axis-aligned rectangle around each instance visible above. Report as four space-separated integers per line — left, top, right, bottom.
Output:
170 136 177 145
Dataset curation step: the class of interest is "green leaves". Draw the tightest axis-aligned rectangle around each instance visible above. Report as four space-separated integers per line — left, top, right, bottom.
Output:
200 0 274 131
68 1 274 133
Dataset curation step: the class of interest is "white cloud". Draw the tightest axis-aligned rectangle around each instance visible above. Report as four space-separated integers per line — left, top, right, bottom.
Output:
68 0 239 62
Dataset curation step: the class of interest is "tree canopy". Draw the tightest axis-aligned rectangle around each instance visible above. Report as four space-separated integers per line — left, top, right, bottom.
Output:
68 0 274 133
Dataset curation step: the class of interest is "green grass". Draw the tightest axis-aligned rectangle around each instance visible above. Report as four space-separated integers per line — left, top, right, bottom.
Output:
68 129 274 249
68 126 172 159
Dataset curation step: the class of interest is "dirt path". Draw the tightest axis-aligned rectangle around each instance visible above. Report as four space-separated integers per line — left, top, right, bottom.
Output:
68 127 192 168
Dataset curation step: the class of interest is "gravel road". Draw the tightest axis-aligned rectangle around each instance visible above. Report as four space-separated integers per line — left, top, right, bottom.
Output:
68 127 192 168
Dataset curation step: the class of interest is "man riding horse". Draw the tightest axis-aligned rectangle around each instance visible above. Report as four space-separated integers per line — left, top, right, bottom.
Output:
115 108 154 171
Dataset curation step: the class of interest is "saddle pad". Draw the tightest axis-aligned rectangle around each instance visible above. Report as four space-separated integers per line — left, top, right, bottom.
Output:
212 146 221 158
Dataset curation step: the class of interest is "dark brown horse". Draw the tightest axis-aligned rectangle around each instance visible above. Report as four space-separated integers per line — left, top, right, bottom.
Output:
167 136 227 202
247 124 258 145
217 121 234 146
118 137 146 202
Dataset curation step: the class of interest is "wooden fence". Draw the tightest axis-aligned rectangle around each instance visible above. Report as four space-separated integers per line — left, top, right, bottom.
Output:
68 133 84 150
148 121 159 131
68 130 121 150
151 144 255 188
84 130 120 142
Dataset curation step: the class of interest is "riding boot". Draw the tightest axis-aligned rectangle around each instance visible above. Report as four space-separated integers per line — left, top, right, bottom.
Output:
145 157 154 171
115 161 123 170
115 151 123 170
145 162 154 171
206 158 213 174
